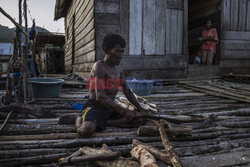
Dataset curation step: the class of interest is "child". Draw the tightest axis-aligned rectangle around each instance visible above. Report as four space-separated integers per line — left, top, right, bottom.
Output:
193 49 202 64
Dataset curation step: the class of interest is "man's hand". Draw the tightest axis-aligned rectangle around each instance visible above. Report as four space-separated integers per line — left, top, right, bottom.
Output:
123 109 137 120
137 106 152 113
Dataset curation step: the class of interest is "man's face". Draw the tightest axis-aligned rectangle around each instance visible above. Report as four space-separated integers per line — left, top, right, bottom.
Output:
107 45 124 65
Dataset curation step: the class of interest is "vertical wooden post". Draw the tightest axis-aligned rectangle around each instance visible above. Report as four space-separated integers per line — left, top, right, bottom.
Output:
23 0 29 104
183 0 189 76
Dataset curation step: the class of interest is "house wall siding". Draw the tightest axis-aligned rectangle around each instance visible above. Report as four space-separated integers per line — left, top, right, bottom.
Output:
64 0 95 78
220 0 250 74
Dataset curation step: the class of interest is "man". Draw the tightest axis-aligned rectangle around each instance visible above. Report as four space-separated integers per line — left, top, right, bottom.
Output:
75 34 148 137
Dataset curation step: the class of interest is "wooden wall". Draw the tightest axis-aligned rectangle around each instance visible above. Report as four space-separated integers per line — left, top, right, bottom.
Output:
188 0 221 64
64 0 95 78
95 0 125 61
220 0 250 74
64 0 188 79
121 0 188 79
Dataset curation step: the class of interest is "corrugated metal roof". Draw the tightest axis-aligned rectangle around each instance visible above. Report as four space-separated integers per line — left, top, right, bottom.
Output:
0 43 13 56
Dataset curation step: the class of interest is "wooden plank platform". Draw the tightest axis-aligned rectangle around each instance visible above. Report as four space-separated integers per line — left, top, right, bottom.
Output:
0 80 250 166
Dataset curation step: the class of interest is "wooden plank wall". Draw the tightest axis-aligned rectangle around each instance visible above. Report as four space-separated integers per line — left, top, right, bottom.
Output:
122 0 187 79
95 0 123 61
64 0 95 78
129 0 183 56
188 0 221 64
220 0 250 74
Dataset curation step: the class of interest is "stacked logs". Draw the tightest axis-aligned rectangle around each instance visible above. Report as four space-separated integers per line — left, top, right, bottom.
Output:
1 86 250 166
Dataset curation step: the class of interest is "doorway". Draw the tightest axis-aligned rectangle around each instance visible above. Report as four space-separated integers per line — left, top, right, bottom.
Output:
187 0 222 78
188 0 221 65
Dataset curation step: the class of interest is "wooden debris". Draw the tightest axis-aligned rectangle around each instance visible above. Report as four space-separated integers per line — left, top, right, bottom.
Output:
59 148 120 166
137 125 192 137
131 145 159 167
154 120 182 167
115 96 158 113
132 139 171 165
60 144 139 167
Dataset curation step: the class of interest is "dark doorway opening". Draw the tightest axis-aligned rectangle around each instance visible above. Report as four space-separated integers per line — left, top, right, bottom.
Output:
188 0 221 65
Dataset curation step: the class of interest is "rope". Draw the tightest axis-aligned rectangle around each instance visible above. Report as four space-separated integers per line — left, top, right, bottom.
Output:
0 111 13 131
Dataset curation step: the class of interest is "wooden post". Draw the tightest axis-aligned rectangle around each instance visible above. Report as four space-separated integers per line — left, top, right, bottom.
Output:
23 0 33 103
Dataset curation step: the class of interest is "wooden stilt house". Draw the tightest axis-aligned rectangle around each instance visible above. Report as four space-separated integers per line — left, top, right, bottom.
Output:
54 0 250 79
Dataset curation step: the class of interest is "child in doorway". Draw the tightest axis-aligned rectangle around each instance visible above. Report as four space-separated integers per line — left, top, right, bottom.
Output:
193 49 202 64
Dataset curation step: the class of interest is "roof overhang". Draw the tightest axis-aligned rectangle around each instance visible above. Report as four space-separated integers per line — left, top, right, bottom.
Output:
54 0 72 20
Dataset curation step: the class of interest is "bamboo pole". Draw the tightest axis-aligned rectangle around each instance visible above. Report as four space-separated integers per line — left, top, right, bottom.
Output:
0 7 28 36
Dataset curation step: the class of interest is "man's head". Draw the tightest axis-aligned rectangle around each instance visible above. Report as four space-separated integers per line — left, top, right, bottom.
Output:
102 34 126 65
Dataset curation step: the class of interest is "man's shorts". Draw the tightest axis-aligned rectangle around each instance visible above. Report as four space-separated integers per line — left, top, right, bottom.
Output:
81 99 123 130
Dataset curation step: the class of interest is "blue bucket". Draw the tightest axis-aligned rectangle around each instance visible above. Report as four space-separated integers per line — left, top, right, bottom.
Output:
30 78 64 98
126 80 154 96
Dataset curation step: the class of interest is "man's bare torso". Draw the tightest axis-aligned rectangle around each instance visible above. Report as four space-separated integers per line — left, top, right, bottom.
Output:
89 61 123 100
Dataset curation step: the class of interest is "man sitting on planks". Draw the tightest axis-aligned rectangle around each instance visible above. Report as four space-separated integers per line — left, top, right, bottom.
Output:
75 34 149 137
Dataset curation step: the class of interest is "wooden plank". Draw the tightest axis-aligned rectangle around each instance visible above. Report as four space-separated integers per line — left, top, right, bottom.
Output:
95 13 120 25
220 59 250 68
75 40 95 58
74 50 96 64
143 0 156 55
73 62 95 72
120 0 129 55
95 1 119 13
170 9 178 54
75 6 94 38
75 0 87 23
167 0 183 9
75 19 95 49
230 0 238 31
247 0 250 31
221 40 250 50
166 8 171 54
221 50 250 59
176 10 183 54
221 0 231 31
222 31 250 40
121 55 187 70
183 0 189 55
129 0 142 55
75 29 95 55
238 0 247 31
75 0 93 30
155 0 166 55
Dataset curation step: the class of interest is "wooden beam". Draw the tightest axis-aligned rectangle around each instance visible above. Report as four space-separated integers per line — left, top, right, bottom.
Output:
0 7 28 36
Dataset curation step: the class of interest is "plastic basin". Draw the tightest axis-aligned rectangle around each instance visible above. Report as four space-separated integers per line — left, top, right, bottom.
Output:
126 80 154 96
30 78 64 98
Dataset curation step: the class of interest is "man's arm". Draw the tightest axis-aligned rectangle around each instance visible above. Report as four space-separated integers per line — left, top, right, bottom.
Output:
121 72 148 113
94 62 136 120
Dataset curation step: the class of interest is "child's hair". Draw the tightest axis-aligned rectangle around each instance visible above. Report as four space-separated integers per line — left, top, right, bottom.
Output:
102 34 126 53
204 19 212 26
